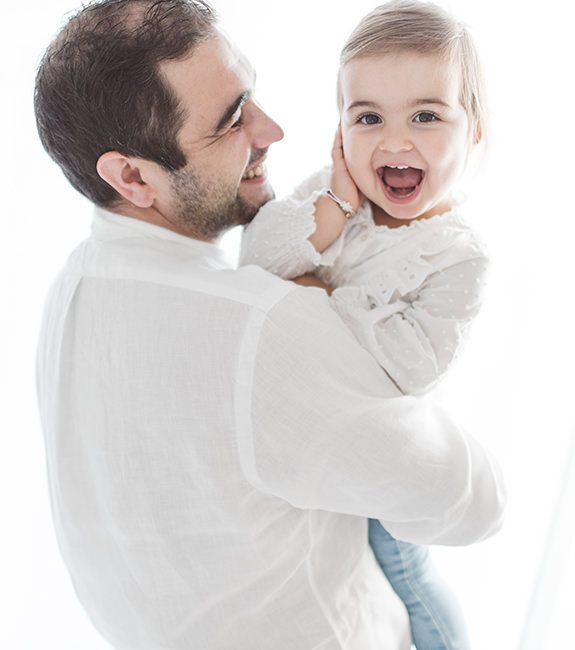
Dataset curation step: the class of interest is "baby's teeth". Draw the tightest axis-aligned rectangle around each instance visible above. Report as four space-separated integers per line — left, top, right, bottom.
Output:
254 165 263 177
247 170 255 179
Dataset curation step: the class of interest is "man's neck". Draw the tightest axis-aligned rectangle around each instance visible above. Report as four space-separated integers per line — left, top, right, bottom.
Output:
105 201 212 242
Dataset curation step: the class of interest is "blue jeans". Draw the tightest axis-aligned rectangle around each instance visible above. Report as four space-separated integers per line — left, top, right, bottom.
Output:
368 519 471 650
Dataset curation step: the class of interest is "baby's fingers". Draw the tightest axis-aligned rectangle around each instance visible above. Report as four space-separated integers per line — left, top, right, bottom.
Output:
331 126 345 164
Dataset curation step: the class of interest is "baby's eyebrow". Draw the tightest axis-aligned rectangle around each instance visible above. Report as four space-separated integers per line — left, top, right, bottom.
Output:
345 100 379 112
411 98 451 108
346 98 452 113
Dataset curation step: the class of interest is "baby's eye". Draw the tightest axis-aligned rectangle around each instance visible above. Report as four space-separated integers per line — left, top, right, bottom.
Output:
358 113 382 126
413 111 439 124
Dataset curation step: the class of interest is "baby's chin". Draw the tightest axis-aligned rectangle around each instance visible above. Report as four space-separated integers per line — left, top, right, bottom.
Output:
369 202 418 228
366 191 421 220
369 196 452 227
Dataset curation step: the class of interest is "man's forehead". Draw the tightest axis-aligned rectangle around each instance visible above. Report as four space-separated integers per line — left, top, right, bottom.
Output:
162 35 246 81
159 33 254 134
217 31 253 76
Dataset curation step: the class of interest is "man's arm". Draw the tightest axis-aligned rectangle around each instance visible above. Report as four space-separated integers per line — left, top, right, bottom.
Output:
240 287 505 546
292 274 333 294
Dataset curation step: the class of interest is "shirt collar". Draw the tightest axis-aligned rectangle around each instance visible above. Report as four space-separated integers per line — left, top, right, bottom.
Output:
92 206 229 266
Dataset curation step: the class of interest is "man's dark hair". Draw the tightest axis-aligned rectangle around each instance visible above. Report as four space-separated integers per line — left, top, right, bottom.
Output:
34 0 217 207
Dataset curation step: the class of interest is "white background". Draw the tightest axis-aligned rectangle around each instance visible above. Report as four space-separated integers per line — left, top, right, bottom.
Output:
1 0 574 648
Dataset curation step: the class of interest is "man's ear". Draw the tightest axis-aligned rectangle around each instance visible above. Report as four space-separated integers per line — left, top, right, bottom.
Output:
96 152 158 208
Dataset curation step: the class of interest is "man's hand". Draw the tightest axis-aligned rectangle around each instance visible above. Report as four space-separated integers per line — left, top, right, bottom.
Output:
330 125 363 213
291 274 333 295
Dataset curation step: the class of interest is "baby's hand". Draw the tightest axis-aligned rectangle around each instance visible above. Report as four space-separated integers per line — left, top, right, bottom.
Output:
307 127 363 254
330 126 362 212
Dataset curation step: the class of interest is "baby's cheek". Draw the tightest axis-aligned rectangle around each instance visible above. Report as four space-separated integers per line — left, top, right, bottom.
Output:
428 133 467 173
341 132 377 194
342 137 364 171
346 156 370 192
340 128 355 159
436 146 467 183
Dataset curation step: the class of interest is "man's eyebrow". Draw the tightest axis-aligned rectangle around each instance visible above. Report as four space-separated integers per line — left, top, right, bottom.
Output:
214 90 251 132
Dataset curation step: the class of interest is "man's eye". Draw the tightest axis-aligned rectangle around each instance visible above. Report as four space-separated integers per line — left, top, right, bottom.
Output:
358 113 381 126
413 111 439 124
231 115 244 129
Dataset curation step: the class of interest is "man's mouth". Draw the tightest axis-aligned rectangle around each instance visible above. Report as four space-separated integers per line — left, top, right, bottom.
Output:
377 165 424 202
242 162 266 181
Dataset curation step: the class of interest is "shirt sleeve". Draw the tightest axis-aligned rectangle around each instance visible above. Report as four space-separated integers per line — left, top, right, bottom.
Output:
329 227 489 395
238 166 345 279
243 287 505 546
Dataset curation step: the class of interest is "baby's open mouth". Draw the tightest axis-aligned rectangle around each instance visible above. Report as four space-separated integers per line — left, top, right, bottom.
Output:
377 165 424 198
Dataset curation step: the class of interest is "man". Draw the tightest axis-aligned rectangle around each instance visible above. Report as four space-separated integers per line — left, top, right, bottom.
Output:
35 1 505 648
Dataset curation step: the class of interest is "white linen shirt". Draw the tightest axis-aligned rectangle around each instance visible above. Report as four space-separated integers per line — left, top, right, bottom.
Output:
240 167 489 394
37 207 505 650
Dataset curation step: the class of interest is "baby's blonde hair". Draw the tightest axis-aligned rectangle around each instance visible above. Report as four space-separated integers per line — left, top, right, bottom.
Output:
338 0 487 143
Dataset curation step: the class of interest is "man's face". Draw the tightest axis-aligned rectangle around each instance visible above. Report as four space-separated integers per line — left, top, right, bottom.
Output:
159 33 283 240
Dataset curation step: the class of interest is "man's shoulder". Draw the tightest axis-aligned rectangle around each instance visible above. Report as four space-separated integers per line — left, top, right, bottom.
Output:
60 232 314 316
217 263 300 313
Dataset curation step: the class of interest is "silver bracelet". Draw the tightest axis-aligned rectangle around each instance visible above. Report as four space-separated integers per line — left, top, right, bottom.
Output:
321 188 356 220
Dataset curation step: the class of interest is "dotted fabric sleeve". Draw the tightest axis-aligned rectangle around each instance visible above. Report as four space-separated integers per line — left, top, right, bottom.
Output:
329 234 489 395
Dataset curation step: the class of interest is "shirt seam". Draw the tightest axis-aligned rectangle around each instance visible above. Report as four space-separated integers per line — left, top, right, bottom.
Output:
233 282 300 492
78 269 294 314
70 236 299 314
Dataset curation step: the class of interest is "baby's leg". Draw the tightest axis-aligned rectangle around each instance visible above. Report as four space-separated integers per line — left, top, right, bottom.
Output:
368 518 470 650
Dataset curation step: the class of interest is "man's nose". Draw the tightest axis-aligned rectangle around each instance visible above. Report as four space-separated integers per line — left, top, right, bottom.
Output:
250 103 284 149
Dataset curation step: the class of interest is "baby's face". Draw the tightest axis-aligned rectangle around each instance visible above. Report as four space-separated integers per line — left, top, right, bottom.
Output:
340 51 472 222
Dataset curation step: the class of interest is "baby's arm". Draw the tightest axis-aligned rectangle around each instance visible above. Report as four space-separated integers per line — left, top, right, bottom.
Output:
331 230 488 395
239 129 360 280
308 127 362 253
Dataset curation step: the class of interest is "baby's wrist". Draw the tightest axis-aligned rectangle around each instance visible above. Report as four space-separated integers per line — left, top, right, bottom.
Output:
330 168 361 212
308 194 349 254
320 188 356 220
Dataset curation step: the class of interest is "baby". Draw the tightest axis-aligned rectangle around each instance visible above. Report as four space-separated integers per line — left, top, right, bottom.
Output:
240 1 489 648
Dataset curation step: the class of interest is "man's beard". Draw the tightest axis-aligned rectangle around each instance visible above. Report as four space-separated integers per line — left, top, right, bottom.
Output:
168 165 271 241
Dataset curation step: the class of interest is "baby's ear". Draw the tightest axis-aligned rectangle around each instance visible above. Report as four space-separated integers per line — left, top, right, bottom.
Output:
473 122 482 145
